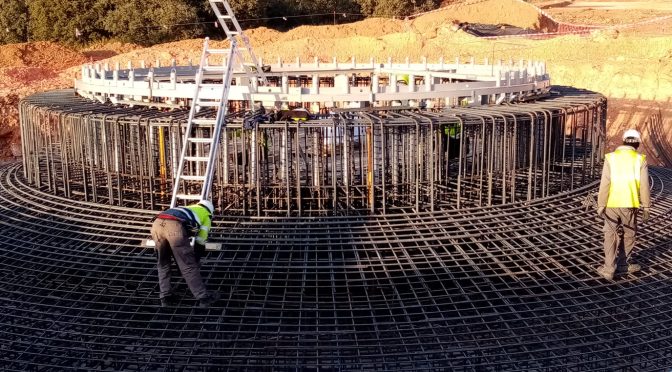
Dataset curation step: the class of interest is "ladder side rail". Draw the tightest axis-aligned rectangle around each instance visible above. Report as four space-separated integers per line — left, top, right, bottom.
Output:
210 0 268 85
210 2 238 37
223 3 264 75
231 44 259 110
170 38 211 208
200 40 239 200
238 32 269 86
221 2 253 54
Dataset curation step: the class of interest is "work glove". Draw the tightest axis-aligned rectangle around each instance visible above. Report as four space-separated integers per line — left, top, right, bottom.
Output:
194 242 206 260
597 207 605 218
642 208 650 223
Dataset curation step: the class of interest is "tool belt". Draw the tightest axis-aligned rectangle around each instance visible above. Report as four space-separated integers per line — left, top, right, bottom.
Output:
156 212 200 236
157 213 182 221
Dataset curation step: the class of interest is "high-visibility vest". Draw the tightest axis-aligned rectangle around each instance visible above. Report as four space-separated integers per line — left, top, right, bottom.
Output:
163 204 212 245
606 148 644 208
184 204 212 245
444 124 461 138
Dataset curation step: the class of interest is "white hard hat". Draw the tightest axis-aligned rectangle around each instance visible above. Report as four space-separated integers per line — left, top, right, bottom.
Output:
198 200 214 214
622 129 641 142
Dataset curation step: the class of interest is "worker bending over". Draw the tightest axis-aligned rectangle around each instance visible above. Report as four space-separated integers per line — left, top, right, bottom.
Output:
596 129 651 280
151 200 219 307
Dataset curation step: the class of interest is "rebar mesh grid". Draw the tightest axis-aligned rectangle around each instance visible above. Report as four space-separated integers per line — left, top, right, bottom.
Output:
2 160 672 370
19 87 606 216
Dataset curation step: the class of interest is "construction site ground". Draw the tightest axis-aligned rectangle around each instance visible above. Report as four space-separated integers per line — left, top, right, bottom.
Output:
1 0 671 163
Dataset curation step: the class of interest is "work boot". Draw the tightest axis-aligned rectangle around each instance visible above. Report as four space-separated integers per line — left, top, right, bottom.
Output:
160 294 179 307
617 263 641 274
596 265 615 280
198 292 221 308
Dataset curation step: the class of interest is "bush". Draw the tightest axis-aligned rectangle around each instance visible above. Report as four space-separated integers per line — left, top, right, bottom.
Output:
28 0 108 45
2 0 443 46
102 0 201 45
265 0 362 28
0 0 28 44
357 0 440 17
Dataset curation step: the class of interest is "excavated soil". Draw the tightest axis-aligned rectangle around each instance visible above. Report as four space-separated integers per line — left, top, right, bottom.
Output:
530 0 672 26
1 0 671 161
0 94 20 159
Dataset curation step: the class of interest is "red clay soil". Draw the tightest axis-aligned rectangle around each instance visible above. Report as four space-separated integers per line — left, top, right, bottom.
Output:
0 41 87 70
0 94 20 159
529 0 672 26
0 0 671 161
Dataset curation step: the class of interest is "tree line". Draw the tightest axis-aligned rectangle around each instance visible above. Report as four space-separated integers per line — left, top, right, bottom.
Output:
0 0 442 46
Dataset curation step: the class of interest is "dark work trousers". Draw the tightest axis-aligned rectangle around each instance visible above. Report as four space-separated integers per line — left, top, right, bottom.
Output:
603 207 638 272
151 218 207 300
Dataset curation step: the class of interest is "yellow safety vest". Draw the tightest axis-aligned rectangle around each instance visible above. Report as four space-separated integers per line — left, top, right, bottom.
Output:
185 204 212 245
606 149 644 208
444 124 461 138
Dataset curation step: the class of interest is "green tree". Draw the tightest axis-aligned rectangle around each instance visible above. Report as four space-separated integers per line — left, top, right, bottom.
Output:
264 0 361 28
357 0 440 17
197 0 270 35
228 0 267 24
294 0 361 23
28 0 110 44
102 0 201 45
0 0 28 44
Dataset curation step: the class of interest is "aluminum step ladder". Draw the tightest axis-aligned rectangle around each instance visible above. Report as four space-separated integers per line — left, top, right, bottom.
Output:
170 0 266 208
169 37 239 208
209 0 267 85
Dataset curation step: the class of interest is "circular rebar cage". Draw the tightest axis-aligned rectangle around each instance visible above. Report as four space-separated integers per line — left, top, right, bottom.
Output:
2 160 672 370
8 85 672 371
20 87 606 215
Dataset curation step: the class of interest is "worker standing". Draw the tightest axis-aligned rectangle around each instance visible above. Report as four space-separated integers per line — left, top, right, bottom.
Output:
151 200 220 307
596 129 651 280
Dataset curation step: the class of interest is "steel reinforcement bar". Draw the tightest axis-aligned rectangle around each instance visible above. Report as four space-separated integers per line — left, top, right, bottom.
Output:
19 87 606 216
1 161 672 370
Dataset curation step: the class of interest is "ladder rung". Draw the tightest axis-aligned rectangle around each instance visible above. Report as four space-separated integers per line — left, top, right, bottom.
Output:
188 137 214 143
180 175 206 181
207 49 231 55
201 65 229 72
175 194 202 200
196 101 222 107
185 156 210 162
192 118 217 125
171 10 245 209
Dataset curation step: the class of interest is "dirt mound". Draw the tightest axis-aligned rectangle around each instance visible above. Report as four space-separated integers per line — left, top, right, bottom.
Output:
75 39 230 71
538 5 672 26
0 41 87 69
616 16 672 36
276 18 406 41
608 98 672 166
0 42 85 156
413 0 557 32
0 42 81 97
0 94 20 159
0 67 58 86
81 41 142 62
78 0 555 68
2 0 672 161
